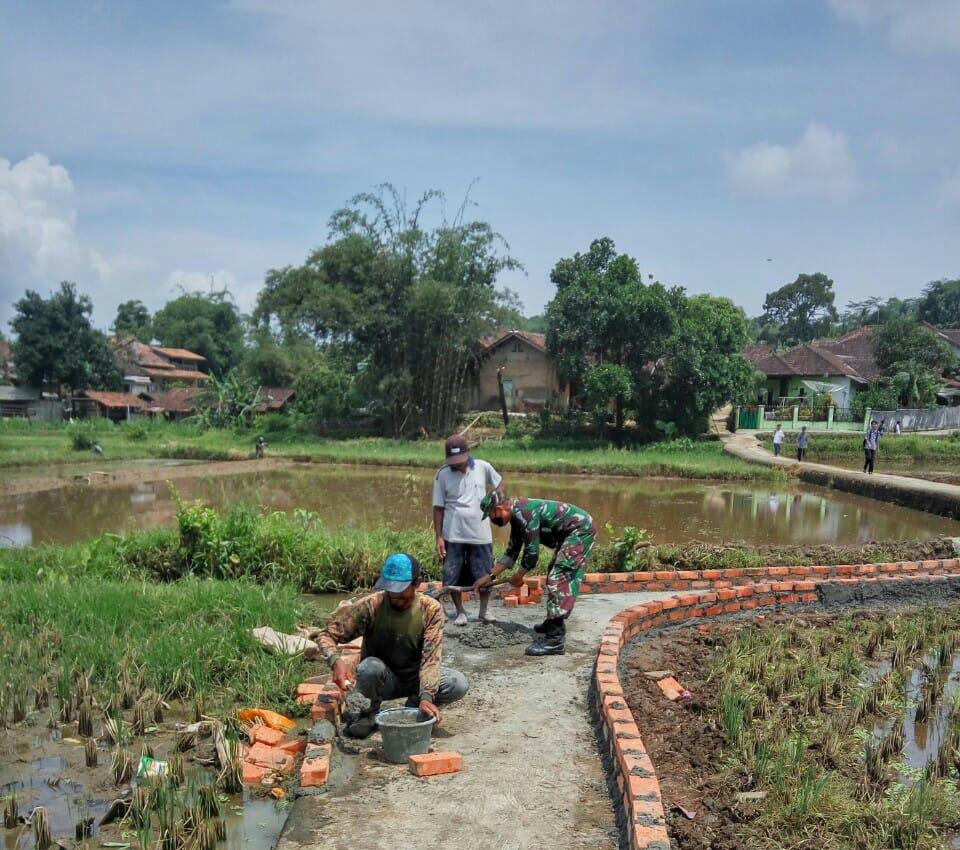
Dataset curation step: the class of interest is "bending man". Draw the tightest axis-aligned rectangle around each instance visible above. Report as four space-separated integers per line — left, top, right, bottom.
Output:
312 553 469 738
474 491 596 657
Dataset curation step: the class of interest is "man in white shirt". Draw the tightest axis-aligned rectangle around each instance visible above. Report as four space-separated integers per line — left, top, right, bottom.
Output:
432 434 503 626
772 423 784 457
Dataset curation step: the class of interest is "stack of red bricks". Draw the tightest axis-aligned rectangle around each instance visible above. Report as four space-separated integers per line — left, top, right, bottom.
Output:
243 637 364 790
502 575 544 608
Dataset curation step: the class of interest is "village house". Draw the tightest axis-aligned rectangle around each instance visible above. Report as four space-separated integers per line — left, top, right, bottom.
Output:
745 326 882 411
256 387 296 415
76 390 150 423
141 387 206 421
464 330 569 412
113 338 210 395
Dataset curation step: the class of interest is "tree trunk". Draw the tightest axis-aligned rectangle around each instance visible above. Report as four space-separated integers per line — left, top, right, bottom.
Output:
615 395 624 447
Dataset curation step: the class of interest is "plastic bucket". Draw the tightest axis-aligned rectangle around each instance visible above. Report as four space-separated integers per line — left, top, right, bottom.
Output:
375 708 436 764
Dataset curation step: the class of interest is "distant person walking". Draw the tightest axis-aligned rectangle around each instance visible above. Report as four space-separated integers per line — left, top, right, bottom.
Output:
796 426 810 462
772 423 785 457
895 420 902 435
863 420 881 474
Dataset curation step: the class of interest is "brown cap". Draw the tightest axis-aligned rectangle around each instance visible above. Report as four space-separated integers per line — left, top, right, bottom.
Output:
444 434 471 463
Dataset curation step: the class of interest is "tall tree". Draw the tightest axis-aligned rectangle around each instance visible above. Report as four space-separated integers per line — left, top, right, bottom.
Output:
10 282 120 394
111 299 152 342
760 272 838 345
152 290 245 377
917 279 960 328
871 319 956 407
253 184 520 435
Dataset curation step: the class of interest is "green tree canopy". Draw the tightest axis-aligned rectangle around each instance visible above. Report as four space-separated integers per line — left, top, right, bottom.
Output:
253 184 521 435
760 272 838 345
545 237 677 433
521 314 548 333
152 290 244 377
871 319 957 407
917 279 960 328
111 299 152 342
10 282 120 394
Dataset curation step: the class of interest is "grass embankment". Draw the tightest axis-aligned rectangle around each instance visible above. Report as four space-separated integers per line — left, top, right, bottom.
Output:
759 431 960 463
0 418 779 480
707 608 960 849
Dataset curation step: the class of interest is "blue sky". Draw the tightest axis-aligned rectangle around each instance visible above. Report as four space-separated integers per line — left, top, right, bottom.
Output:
1 0 958 330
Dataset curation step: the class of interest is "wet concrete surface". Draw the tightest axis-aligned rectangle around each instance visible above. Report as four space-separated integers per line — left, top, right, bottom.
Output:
3 461 956 548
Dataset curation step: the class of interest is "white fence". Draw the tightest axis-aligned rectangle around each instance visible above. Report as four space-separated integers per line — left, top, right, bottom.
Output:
872 407 960 432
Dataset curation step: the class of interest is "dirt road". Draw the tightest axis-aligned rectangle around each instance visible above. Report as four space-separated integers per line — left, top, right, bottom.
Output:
278 592 675 850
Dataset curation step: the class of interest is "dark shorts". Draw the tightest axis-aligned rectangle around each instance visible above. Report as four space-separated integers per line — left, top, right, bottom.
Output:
443 542 494 587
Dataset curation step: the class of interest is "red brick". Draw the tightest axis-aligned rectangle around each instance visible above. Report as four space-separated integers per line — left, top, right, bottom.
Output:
701 569 722 580
301 743 331 787
677 594 701 607
311 701 340 723
278 736 307 755
722 602 741 614
716 589 737 601
584 573 606 584
735 586 755 598
297 682 327 697
297 693 317 705
794 581 816 591
780 593 801 604
248 725 287 747
246 743 294 774
705 605 723 616
836 565 854 574
668 610 686 621
242 762 268 785
408 751 463 777
504 597 519 608
801 592 819 602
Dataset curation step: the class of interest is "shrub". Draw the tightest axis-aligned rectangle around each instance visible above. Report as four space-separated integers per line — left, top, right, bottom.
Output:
68 420 101 451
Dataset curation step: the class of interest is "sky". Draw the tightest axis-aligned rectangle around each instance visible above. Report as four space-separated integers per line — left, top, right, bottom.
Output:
1 0 959 331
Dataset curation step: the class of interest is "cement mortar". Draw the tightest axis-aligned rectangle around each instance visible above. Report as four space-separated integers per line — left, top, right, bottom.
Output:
447 619 536 649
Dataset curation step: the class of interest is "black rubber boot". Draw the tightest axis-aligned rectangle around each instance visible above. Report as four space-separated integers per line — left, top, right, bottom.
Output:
533 619 552 634
525 621 565 656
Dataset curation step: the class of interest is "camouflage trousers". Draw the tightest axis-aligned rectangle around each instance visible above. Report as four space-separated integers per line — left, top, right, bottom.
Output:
545 529 596 620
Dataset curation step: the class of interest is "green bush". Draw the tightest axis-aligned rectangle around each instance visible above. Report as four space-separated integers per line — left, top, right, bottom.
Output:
68 420 102 450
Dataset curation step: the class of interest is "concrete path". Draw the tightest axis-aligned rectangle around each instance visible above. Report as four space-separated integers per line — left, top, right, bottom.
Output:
278 592 675 850
724 429 960 519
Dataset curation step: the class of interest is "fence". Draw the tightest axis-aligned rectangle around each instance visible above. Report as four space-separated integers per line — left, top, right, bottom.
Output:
871 407 960 432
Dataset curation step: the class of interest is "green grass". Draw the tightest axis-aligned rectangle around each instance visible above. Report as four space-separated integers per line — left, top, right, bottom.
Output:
0 418 779 480
758 431 960 463
0 578 319 713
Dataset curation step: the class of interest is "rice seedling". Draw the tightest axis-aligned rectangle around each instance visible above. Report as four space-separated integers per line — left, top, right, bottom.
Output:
74 817 93 841
213 725 242 794
860 740 886 795
120 666 135 710
140 742 154 760
720 690 751 747
74 668 91 704
84 737 97 767
193 692 205 724
32 806 51 850
175 731 196 753
33 677 49 710
132 701 146 736
819 726 843 769
169 752 184 785
214 819 226 842
77 699 94 738
3 793 17 829
103 713 128 746
196 785 221 820
916 684 934 725
112 748 133 785
127 787 151 832
153 694 165 724
11 685 26 723
56 667 72 723
881 715 905 762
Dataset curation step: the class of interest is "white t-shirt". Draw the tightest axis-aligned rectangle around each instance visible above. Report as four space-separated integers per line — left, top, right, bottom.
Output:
432 458 503 544
772 429 784 445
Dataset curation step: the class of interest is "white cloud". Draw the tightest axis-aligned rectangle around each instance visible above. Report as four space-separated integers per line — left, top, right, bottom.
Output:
828 0 960 51
726 123 857 201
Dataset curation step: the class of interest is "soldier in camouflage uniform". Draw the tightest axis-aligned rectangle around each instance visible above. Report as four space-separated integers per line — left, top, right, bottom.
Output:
475 491 596 656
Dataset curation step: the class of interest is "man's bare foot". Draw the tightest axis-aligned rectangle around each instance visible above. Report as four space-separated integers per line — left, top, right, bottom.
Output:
453 612 468 627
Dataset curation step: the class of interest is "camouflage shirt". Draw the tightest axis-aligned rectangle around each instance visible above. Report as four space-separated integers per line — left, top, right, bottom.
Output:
312 592 444 703
503 498 594 572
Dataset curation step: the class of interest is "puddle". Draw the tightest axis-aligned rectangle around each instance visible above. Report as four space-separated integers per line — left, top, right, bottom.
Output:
0 729 288 850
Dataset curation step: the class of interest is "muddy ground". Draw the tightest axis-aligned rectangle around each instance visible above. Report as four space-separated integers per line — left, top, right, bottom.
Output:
277 590 676 850
619 591 960 850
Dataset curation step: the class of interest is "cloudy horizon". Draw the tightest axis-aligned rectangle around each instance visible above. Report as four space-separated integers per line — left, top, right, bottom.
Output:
2 0 958 330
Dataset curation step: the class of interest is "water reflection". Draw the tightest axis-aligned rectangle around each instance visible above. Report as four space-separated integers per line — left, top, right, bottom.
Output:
1 464 957 548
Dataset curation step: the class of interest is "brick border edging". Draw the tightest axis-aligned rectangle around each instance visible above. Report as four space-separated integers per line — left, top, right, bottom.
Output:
416 558 960 602
592 570 960 850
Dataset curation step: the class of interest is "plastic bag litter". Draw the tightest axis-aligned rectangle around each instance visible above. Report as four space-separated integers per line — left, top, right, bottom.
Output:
238 708 296 733
136 756 168 778
252 626 319 660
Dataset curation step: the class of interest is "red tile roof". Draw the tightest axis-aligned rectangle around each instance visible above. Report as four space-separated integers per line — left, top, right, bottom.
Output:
151 347 207 362
142 367 210 382
143 387 205 413
480 330 547 353
256 387 296 413
746 333 879 385
80 391 148 410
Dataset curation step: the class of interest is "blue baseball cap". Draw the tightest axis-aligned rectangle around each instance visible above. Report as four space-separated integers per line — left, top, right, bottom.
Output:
375 553 422 593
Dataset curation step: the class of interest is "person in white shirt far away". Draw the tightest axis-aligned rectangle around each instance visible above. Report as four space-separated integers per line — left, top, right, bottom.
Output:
772 423 785 457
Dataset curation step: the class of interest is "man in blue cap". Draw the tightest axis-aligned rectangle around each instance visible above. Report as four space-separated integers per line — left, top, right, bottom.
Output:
312 553 469 738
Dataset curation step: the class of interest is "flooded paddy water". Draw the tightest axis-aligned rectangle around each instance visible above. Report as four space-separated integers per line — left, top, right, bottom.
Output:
1 462 958 548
